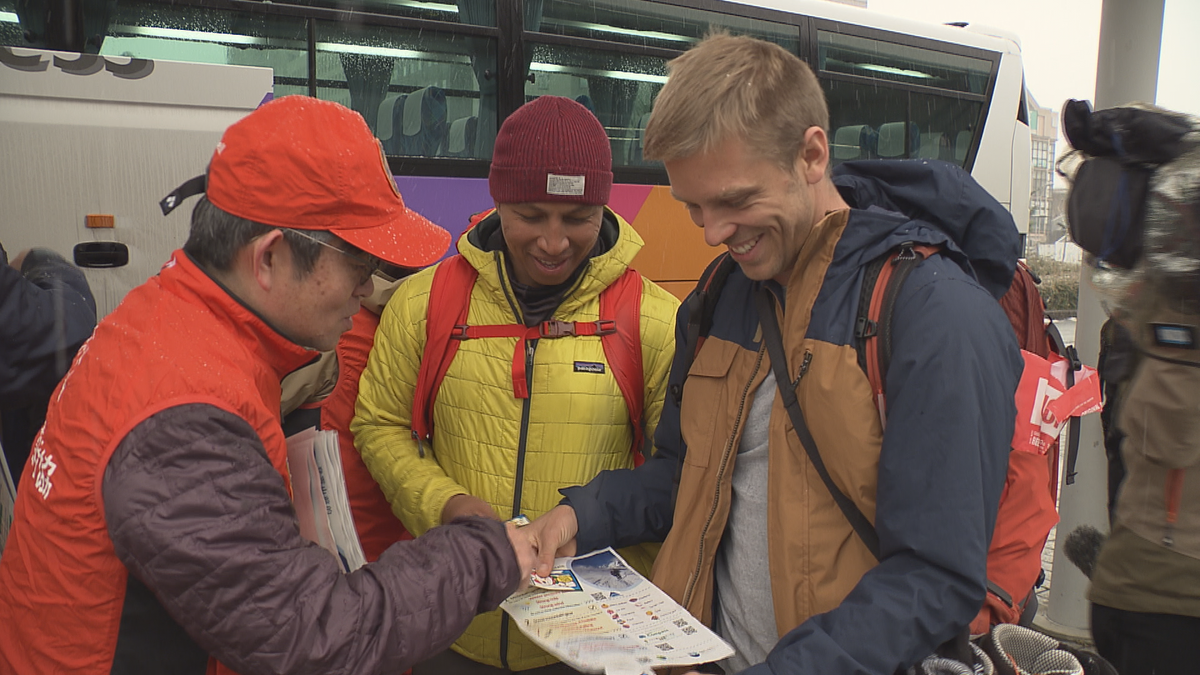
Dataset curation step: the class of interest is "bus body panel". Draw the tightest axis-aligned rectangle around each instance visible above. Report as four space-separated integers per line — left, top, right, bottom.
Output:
0 48 271 317
972 50 1031 235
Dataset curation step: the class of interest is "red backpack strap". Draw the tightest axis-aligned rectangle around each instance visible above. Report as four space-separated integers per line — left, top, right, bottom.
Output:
999 261 1052 358
599 269 646 465
857 243 940 428
466 208 493 232
412 255 477 452
415 254 646 466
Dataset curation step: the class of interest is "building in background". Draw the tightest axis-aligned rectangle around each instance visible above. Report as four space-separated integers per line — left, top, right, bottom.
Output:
1049 187 1068 243
1028 91 1058 254
1038 186 1082 263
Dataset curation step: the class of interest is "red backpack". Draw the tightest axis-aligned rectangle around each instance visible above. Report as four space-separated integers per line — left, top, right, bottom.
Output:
411 253 648 466
686 248 1076 634
856 247 1072 633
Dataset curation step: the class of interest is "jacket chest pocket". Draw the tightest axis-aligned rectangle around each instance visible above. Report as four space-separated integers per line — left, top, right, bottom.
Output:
679 339 742 469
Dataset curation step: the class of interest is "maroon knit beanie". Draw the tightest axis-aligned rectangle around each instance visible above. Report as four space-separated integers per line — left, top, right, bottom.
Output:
489 96 613 205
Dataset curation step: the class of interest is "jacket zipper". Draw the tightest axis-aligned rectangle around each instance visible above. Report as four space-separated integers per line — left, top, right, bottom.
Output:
501 337 537 669
681 344 767 610
512 338 537 520
496 250 528 671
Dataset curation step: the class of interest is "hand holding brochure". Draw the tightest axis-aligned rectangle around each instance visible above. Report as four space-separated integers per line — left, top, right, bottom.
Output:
285 427 366 573
502 547 734 675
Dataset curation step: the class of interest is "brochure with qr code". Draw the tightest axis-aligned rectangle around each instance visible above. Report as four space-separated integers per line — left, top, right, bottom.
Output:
501 547 734 675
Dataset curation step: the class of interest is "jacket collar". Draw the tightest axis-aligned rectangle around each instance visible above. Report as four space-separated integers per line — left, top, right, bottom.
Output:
455 206 645 314
157 250 319 381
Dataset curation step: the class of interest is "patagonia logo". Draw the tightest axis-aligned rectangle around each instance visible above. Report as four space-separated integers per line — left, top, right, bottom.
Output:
574 361 606 374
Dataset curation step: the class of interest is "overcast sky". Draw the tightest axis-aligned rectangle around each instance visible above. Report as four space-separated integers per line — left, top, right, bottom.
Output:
868 0 1199 183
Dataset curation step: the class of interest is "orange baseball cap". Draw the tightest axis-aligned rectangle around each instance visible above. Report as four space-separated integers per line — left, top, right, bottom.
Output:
164 95 449 268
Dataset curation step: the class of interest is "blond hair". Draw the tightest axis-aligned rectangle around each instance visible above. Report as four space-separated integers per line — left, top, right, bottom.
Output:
643 32 829 169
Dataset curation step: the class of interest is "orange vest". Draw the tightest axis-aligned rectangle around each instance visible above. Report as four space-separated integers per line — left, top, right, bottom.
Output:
0 251 315 675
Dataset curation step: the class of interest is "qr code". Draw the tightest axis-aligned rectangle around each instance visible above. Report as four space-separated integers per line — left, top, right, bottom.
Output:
673 618 689 628
655 643 675 652
591 592 606 601
681 625 697 635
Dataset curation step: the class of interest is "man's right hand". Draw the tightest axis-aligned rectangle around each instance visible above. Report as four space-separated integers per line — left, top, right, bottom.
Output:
525 504 579 576
441 494 500 524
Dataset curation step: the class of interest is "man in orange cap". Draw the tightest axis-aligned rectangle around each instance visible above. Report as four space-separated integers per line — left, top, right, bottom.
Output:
0 95 536 675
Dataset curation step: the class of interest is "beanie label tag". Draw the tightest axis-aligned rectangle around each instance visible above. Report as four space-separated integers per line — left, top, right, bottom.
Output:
546 174 586 197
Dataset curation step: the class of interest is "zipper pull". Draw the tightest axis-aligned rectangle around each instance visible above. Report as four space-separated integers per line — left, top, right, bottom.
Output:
893 242 917 264
411 429 425 458
792 350 813 389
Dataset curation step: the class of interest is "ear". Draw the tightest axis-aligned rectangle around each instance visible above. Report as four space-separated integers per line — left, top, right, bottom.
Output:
794 126 830 185
248 229 288 292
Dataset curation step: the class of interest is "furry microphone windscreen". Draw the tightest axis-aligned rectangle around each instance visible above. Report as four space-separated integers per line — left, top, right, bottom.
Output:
1064 525 1108 579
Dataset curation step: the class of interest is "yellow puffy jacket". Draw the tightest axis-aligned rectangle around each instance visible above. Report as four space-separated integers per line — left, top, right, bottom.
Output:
352 208 679 670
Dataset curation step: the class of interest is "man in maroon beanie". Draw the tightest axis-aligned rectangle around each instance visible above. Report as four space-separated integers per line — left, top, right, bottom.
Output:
0 95 537 675
353 95 681 674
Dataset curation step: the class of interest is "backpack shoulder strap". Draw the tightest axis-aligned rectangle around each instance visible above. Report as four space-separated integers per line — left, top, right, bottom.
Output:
674 253 738 406
855 243 940 426
1046 319 1085 484
412 255 476 452
599 269 646 465
756 288 881 560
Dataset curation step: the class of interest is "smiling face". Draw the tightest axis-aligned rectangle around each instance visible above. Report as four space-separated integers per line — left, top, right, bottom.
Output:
497 202 604 287
666 136 821 284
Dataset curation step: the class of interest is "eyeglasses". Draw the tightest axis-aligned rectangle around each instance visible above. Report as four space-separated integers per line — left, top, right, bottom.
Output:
283 228 381 286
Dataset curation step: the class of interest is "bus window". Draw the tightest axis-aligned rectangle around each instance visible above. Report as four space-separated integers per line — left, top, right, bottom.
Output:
315 22 494 159
817 30 992 169
910 89 984 165
100 2 308 95
0 1 21 45
818 31 991 94
95 2 495 159
534 0 798 53
297 0 487 25
824 79 984 167
523 41 667 168
528 0 801 169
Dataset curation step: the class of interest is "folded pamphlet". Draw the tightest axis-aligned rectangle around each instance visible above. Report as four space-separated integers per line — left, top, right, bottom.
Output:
285 427 366 573
502 547 734 674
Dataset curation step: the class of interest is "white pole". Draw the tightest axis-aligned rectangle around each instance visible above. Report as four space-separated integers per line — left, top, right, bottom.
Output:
1039 0 1165 639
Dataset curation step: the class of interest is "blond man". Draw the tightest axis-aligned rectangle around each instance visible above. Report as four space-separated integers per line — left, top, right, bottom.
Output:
526 34 1023 675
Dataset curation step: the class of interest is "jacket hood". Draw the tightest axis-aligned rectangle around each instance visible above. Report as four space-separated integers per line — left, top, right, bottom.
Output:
833 159 1020 299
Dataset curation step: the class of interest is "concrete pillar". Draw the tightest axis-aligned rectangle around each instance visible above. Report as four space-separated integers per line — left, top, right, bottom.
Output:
1039 0 1165 639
